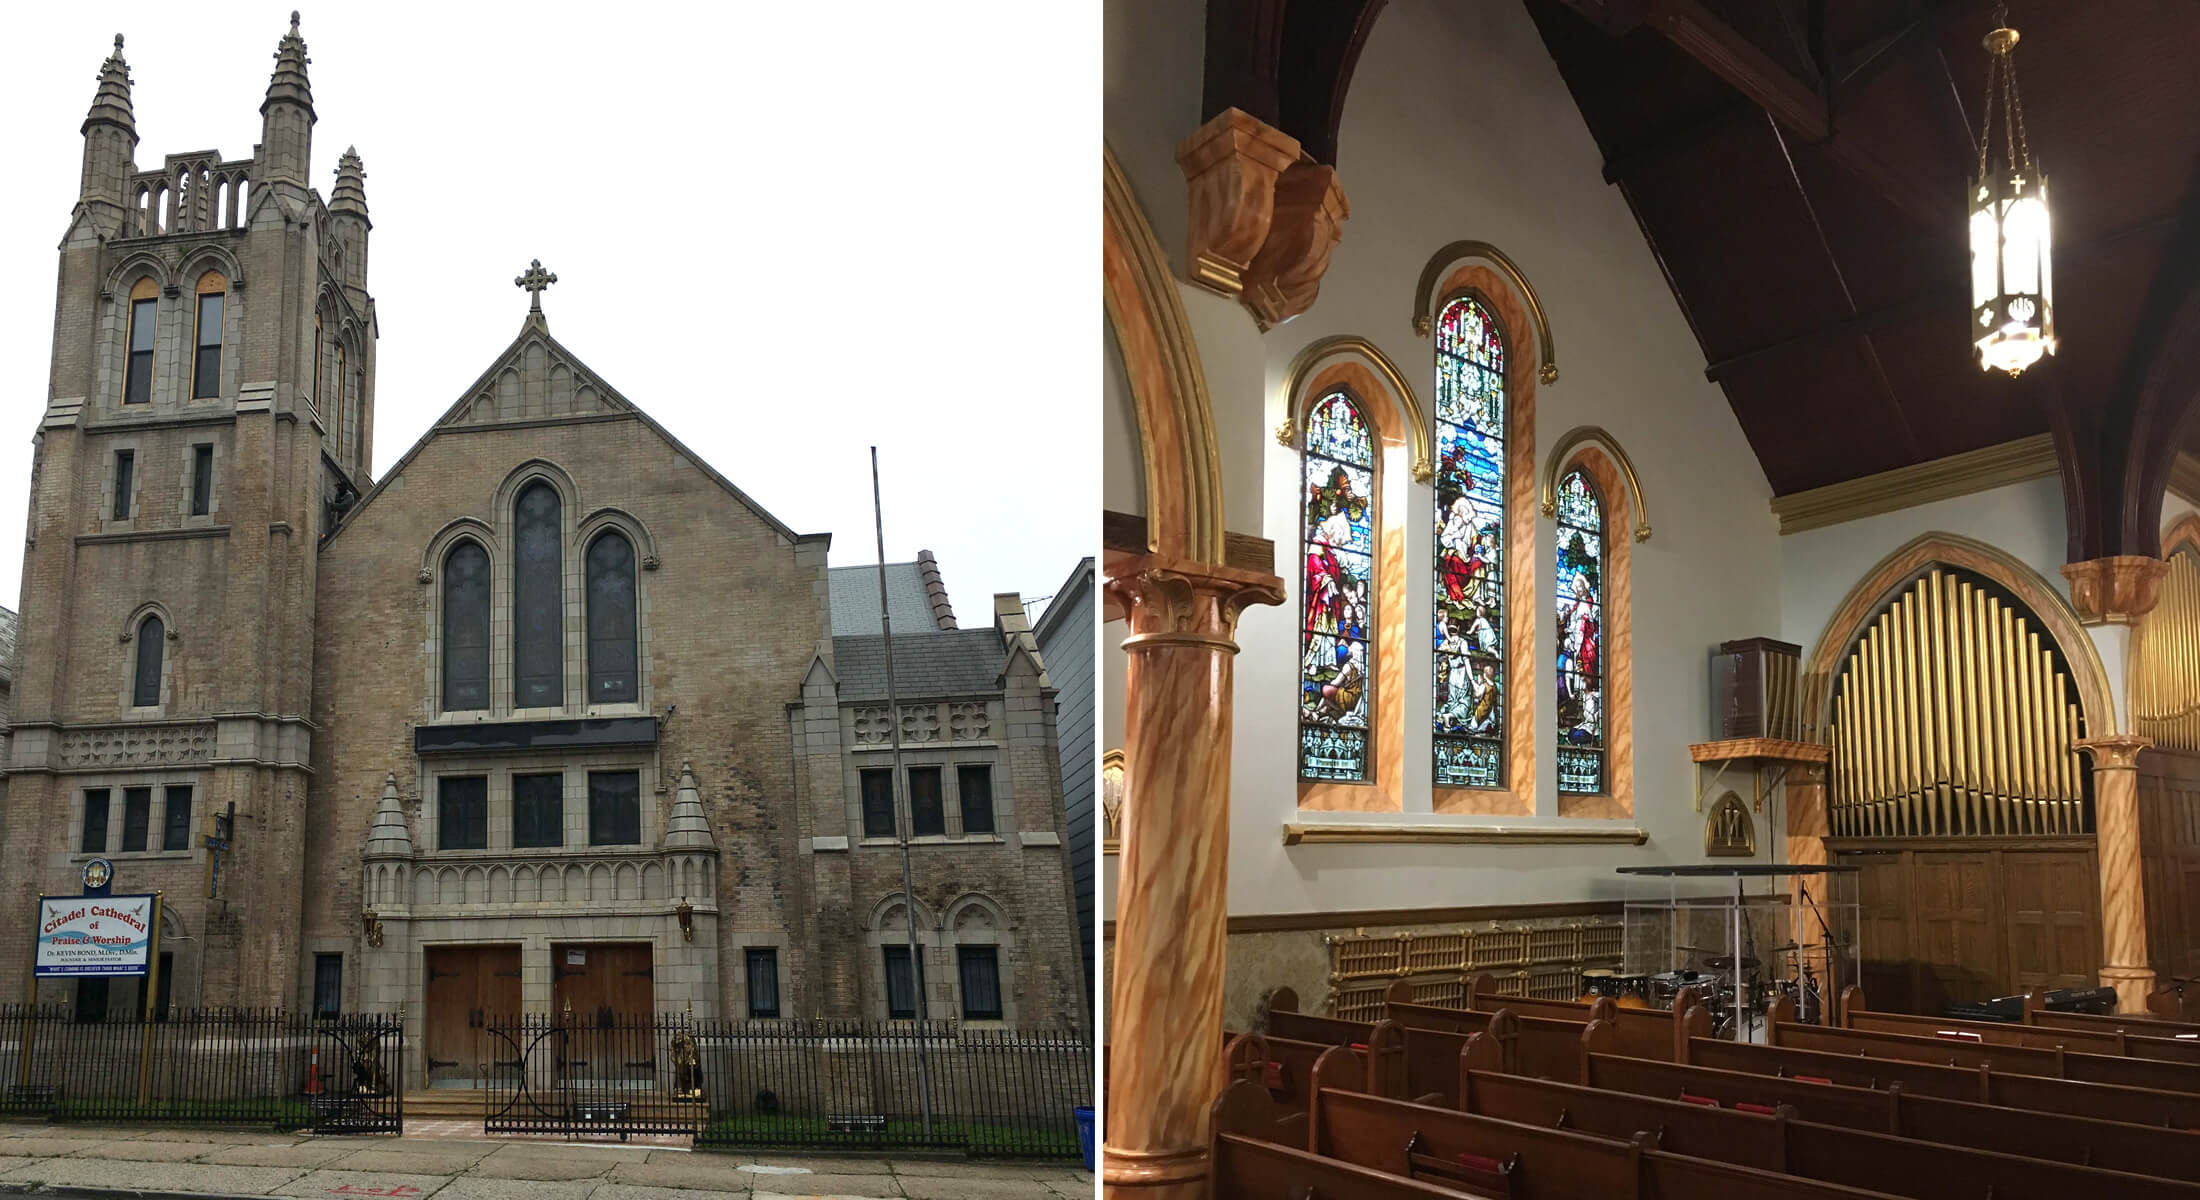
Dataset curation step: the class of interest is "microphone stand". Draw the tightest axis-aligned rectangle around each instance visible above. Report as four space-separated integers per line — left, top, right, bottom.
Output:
1799 881 1842 1023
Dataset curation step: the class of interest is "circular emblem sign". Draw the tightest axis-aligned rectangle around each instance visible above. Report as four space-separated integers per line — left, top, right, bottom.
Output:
82 859 112 891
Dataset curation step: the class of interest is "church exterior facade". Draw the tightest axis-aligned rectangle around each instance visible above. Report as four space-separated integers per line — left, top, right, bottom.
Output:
0 22 1083 1075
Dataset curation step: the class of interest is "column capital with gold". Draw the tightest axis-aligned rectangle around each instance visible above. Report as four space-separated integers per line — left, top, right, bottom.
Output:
1103 551 1286 649
2062 556 2168 625
2076 733 2154 771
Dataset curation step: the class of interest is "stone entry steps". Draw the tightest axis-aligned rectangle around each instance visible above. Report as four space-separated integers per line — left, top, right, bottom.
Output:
401 1090 492 1119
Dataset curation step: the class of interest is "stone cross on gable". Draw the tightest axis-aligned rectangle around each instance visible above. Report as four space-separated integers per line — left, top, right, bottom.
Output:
515 259 557 312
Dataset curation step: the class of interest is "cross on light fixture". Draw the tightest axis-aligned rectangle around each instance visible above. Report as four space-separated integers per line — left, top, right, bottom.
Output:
1967 5 2056 376
515 259 557 312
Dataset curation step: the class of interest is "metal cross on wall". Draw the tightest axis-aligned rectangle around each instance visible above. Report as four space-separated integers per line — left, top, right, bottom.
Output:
204 801 235 900
515 259 557 312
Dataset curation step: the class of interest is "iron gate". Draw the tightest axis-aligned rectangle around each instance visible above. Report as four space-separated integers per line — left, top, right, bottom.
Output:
481 1011 703 1138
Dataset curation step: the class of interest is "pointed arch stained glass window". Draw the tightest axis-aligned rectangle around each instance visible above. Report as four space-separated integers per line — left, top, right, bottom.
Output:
1299 391 1375 782
1433 296 1507 789
1555 470 1606 794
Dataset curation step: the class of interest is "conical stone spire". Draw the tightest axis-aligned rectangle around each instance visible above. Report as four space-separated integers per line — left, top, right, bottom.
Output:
83 34 135 137
330 145 370 221
663 763 717 850
364 773 413 858
262 11 314 118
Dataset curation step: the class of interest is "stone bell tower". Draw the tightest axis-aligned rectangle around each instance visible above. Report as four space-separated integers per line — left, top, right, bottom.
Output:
0 16 376 1008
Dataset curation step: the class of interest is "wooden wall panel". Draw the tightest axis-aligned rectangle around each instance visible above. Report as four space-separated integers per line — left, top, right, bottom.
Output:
1837 845 2102 1014
2139 749 2200 982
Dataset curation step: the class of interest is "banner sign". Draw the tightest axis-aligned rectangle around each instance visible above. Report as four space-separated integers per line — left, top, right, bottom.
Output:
34 894 156 977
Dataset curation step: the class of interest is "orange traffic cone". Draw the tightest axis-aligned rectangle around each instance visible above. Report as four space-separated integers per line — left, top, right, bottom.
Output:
306 1047 321 1095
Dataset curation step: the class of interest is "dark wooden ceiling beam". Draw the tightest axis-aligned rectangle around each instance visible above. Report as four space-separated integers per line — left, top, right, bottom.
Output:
1704 209 2182 383
1643 0 1828 137
1199 0 1385 168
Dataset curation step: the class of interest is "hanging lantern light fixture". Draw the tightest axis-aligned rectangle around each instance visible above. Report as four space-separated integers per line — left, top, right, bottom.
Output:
1969 5 2055 376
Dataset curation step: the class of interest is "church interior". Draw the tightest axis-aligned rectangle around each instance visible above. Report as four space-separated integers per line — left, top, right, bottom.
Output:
1101 0 2200 1195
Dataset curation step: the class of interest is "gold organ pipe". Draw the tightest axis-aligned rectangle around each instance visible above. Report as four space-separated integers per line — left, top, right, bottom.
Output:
1837 676 1855 835
1889 595 1912 835
1958 580 1982 836
1864 622 1886 834
1904 589 1928 835
2032 634 2054 830
1983 594 2008 835
1915 588 1936 835
2016 625 2039 833
1929 571 1953 835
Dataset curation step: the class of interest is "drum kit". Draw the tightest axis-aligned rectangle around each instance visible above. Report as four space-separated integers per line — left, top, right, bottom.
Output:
1580 938 1846 1038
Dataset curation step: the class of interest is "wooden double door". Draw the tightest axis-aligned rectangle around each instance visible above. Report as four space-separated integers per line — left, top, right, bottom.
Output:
1834 843 2100 1014
551 943 655 1088
423 945 521 1088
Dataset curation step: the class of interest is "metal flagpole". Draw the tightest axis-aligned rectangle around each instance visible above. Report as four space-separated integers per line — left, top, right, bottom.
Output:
871 446 934 1137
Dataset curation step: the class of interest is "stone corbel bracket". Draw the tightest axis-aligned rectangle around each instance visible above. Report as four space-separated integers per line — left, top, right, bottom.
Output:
1176 108 1350 331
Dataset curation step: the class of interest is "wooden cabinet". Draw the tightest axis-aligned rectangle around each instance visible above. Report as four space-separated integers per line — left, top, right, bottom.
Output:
1832 844 2100 1014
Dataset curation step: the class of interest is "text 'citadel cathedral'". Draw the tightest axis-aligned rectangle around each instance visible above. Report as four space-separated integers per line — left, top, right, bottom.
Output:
0 19 1084 1080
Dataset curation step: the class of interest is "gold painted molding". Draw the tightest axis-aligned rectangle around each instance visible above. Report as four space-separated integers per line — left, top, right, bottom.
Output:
1769 434 2058 535
1411 241 1559 385
1276 335 1434 482
1281 822 1648 846
1103 144 1226 563
2171 452 2200 508
1542 426 1652 541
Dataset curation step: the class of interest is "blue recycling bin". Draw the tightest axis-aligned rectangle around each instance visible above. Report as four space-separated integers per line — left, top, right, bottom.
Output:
1074 1105 1096 1171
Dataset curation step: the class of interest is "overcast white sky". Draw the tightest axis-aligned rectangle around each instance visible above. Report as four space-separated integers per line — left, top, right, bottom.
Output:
0 3 1096 621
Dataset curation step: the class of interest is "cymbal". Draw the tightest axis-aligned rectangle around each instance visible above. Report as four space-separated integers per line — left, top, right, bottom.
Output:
1704 955 1760 972
1769 940 1849 953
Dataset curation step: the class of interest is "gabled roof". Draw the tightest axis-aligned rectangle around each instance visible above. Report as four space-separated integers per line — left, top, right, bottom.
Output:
830 562 941 636
831 628 1012 701
324 311 816 548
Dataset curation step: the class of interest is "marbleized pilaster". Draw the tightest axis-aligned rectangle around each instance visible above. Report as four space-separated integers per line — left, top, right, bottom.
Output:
2078 734 2157 1012
1101 553 1283 1199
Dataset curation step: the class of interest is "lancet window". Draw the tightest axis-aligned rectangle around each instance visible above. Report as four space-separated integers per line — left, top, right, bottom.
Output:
1553 470 1605 794
1298 390 1376 782
1431 296 1508 788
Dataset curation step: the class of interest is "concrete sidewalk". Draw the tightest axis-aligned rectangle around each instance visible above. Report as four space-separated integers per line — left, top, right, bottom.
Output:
0 1122 1090 1199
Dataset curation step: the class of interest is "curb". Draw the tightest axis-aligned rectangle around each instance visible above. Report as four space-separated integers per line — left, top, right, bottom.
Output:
0 1188 265 1200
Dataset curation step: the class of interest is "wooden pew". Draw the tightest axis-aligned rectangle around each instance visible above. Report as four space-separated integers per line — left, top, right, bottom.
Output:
1264 1009 1467 1106
1210 1130 1471 1199
1586 1052 1903 1127
1310 1084 1646 1197
1458 1068 1792 1170
1463 1066 2200 1198
1387 998 1615 1083
1684 1035 2200 1127
1769 1005 2200 1093
2032 1006 2200 1040
1841 991 2200 1066
1450 974 1703 1062
1223 1028 1384 1127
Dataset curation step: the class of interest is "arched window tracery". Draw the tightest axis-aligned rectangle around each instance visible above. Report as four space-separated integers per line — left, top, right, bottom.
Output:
1432 296 1508 789
1298 391 1376 782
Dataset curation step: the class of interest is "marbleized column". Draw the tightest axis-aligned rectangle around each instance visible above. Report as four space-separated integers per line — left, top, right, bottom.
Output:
2062 553 2169 1014
1102 553 1282 1199
2078 734 2157 1012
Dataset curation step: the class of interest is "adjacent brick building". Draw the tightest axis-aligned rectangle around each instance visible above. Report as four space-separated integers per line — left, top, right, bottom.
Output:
0 21 1083 1084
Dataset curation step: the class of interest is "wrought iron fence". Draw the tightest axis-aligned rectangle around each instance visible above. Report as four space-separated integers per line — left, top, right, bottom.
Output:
479 1012 1090 1156
695 1019 1090 1158
0 1005 402 1133
482 1011 707 1138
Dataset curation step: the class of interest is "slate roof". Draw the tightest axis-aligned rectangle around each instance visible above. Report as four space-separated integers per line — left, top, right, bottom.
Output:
832 628 1006 701
829 563 938 637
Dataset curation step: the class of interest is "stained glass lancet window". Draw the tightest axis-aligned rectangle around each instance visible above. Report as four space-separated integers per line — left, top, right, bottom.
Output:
586 531 639 704
1554 470 1606 794
513 481 564 708
442 541 490 712
1432 296 1507 788
1298 391 1375 782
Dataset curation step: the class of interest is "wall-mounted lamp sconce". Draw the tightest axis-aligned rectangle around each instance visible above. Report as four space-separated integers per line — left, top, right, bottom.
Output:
675 898 695 943
363 910 383 948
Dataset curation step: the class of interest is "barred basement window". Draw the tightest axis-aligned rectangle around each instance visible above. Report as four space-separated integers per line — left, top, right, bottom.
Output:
883 945 926 1019
745 948 781 1018
958 946 1002 1020
313 954 342 1018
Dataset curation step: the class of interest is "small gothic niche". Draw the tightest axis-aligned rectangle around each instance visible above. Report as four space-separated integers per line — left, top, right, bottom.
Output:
1705 791 1756 857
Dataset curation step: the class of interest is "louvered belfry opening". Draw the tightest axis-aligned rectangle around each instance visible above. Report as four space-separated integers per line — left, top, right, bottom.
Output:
1827 567 2091 839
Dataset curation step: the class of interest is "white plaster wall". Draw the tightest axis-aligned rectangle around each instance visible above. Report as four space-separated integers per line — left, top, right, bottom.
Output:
2164 488 2198 534
1104 0 1789 919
